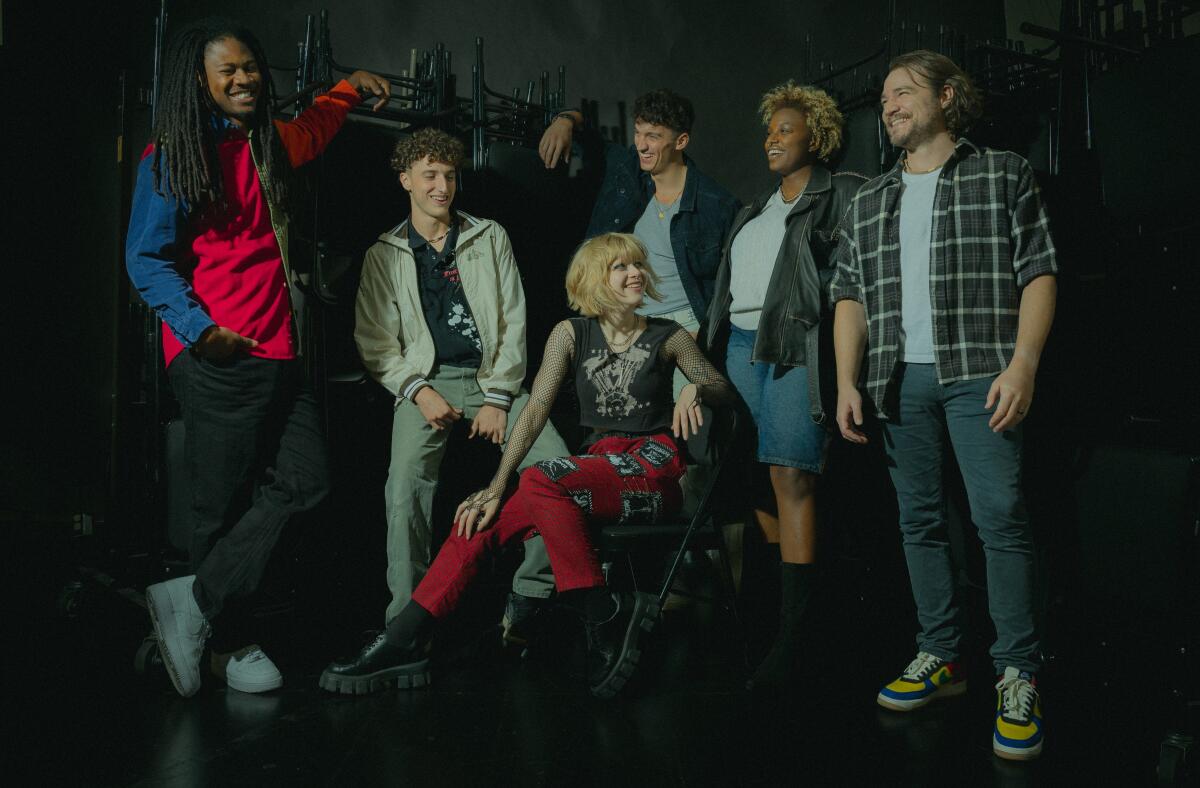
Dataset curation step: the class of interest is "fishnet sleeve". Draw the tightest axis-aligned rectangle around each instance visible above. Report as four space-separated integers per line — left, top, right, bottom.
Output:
474 320 576 504
660 327 734 407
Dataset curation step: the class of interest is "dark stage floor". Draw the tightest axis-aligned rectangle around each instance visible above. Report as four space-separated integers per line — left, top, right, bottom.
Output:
8 517 1192 788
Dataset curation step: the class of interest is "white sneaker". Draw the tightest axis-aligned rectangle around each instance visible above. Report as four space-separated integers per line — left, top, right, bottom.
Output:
145 575 210 697
223 646 283 694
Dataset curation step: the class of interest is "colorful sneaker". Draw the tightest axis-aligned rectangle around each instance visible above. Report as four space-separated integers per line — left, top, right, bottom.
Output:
993 667 1043 760
877 651 966 711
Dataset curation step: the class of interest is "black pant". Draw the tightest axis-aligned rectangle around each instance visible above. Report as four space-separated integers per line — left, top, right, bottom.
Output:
168 352 329 624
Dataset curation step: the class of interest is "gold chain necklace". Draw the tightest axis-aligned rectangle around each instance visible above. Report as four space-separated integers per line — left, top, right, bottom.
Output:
903 156 945 175
780 184 806 203
603 318 644 353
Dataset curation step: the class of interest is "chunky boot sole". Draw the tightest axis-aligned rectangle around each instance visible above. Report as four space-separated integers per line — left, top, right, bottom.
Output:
318 660 432 695
146 582 201 698
590 593 661 700
876 678 967 711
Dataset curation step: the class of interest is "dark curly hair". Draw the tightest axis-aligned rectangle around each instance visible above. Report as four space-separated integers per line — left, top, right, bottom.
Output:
887 50 983 137
759 81 845 162
390 128 466 174
633 89 694 134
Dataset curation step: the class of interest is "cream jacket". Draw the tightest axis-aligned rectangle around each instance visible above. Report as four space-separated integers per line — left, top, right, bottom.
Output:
354 212 527 410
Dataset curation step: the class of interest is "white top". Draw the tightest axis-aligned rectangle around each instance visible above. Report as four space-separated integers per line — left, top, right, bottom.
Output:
899 168 941 363
729 189 793 330
633 196 689 316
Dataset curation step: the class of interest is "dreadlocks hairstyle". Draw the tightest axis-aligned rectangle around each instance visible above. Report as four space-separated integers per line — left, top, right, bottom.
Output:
152 18 291 215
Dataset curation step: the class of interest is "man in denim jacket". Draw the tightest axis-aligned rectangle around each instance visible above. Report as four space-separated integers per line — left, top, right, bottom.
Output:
539 89 740 341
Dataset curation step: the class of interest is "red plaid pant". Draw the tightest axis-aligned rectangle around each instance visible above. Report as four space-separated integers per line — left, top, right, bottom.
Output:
412 433 685 618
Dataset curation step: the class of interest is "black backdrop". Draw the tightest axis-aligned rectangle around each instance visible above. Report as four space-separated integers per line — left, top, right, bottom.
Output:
1 0 1007 522
7 0 1196 538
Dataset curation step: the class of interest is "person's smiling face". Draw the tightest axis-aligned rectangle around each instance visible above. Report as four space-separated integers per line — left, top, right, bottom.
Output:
400 157 457 222
202 37 262 126
880 66 950 149
607 257 648 309
764 107 817 175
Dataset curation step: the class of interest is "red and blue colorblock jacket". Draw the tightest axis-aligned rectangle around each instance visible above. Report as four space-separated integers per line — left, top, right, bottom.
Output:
125 80 361 367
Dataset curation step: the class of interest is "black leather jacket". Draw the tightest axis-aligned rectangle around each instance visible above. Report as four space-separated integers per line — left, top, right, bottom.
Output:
704 165 865 422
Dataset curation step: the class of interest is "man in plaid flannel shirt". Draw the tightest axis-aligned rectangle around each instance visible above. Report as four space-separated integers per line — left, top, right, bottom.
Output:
830 51 1056 762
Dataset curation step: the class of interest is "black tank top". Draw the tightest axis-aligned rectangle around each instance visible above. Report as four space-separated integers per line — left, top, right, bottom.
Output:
571 317 680 433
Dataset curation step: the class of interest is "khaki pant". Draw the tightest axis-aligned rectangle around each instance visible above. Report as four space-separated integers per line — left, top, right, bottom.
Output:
384 365 568 622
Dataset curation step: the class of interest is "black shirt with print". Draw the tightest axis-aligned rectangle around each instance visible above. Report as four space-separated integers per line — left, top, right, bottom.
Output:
409 221 483 367
571 317 680 433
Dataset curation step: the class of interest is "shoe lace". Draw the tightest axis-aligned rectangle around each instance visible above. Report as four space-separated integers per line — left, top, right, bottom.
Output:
582 598 618 652
583 619 601 650
995 674 1037 723
901 651 943 681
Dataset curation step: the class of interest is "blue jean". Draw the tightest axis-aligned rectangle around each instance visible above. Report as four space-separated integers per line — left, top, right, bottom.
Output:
725 325 828 472
880 363 1039 674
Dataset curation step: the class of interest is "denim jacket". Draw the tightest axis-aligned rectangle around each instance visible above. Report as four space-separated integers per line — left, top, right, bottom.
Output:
704 165 865 422
584 144 740 318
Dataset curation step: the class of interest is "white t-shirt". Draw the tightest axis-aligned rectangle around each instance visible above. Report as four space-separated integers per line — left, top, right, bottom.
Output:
899 168 941 362
633 197 689 316
729 189 793 330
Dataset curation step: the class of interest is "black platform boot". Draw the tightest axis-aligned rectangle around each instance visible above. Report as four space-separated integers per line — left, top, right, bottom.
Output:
574 588 662 699
319 602 433 694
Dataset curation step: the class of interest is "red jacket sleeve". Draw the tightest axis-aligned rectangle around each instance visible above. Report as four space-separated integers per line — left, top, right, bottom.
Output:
274 79 363 167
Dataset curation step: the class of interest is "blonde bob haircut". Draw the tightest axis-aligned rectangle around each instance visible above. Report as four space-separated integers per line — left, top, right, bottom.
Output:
565 233 663 318
758 81 845 163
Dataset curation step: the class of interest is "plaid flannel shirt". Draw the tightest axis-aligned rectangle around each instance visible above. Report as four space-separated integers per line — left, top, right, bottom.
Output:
829 138 1057 419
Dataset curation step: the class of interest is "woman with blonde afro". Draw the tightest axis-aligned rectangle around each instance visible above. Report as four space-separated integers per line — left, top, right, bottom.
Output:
704 82 866 689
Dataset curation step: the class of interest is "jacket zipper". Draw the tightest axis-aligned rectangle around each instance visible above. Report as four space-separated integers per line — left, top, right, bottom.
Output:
757 211 812 363
401 222 495 391
248 131 302 355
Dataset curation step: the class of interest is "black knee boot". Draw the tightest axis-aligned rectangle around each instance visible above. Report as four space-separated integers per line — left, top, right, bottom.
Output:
741 539 782 662
747 562 816 690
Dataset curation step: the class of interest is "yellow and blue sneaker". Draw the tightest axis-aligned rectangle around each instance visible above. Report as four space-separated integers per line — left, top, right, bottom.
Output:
993 667 1043 760
877 651 966 711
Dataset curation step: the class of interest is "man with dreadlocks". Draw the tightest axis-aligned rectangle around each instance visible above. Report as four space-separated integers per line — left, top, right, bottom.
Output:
126 17 390 698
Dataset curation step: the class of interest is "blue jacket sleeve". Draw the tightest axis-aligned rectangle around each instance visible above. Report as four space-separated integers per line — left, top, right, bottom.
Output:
125 152 215 346
583 142 632 240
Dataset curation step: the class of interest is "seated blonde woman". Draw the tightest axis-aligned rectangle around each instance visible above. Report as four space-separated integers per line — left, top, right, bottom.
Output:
321 232 734 697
